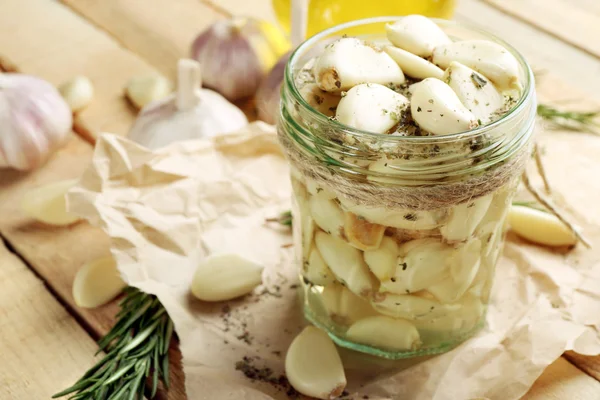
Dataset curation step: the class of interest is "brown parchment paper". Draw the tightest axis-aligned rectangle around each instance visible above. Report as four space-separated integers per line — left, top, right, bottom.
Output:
68 121 600 400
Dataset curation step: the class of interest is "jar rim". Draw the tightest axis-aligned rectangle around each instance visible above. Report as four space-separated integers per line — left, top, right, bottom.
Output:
284 16 535 143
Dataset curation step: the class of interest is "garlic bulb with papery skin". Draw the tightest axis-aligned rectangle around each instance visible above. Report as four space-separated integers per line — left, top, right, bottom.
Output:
0 74 72 170
128 59 248 149
255 51 291 124
190 17 289 101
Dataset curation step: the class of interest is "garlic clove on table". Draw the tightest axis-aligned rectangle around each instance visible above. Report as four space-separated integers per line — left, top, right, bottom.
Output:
313 37 405 92
285 326 346 400
384 46 445 80
508 205 577 246
0 74 72 171
385 15 451 58
125 75 172 110
58 76 94 113
335 83 409 133
22 179 81 226
72 256 127 308
432 40 522 90
410 77 479 135
128 59 248 149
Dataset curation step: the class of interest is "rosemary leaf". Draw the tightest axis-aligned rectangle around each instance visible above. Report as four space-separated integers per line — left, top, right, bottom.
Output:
537 104 600 135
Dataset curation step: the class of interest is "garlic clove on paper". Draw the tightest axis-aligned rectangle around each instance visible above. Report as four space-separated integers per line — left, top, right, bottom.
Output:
432 40 522 90
190 253 264 302
22 179 81 226
410 77 478 135
285 326 346 400
58 76 94 113
0 74 72 171
385 15 451 57
128 59 248 150
125 75 172 110
346 316 421 351
72 256 126 308
191 17 290 101
384 46 445 81
443 62 504 123
313 37 405 93
508 205 577 247
335 83 409 133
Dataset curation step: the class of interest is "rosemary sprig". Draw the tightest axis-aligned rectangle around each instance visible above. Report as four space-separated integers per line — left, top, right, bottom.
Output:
537 104 600 135
266 210 293 226
53 287 173 400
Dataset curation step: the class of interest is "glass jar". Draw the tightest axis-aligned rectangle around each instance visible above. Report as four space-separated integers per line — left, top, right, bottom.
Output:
277 17 536 359
273 0 457 38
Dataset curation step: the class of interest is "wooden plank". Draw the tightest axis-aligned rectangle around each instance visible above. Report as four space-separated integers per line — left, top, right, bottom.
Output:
522 357 600 400
483 0 600 59
0 0 163 140
565 352 600 383
60 0 222 79
0 240 100 398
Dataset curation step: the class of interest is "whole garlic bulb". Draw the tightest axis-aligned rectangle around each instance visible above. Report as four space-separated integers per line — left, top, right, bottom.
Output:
190 17 289 101
255 51 291 124
128 59 248 149
0 74 72 170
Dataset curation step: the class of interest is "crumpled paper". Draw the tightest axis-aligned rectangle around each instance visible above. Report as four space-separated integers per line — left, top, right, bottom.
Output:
68 121 600 400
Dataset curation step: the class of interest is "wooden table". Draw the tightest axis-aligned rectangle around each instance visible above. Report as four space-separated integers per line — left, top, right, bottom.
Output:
1 0 599 399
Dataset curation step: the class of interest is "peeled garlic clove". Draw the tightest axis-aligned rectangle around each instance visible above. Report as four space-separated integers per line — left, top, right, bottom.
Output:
508 205 577 246
22 179 81 226
335 83 408 133
315 231 375 297
432 40 521 90
285 326 346 400
125 75 172 109
338 196 442 230
58 76 94 113
304 246 336 286
299 83 341 117
302 214 316 259
190 254 263 301
384 46 444 80
411 77 478 135
414 294 484 334
385 15 451 57
373 292 460 321
344 211 386 251
321 283 378 325
381 238 451 294
309 195 345 236
364 236 399 281
443 62 504 123
346 316 421 351
306 178 337 200
313 38 405 92
72 256 126 308
441 194 493 242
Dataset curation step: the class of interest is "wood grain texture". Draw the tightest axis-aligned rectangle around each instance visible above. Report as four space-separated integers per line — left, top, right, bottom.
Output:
0 240 100 399
565 351 600 384
483 0 600 59
0 0 161 140
60 0 222 79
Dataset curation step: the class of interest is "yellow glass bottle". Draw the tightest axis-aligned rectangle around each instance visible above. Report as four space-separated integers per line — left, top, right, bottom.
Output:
273 0 457 38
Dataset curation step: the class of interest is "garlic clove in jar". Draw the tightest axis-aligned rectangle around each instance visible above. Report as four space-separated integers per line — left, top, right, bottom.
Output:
285 326 346 400
384 46 445 80
72 256 126 308
346 316 421 351
22 179 81 226
304 246 337 286
335 83 409 133
385 15 451 57
0 74 72 171
372 292 460 321
443 62 504 123
410 78 479 135
309 195 345 236
58 76 94 113
313 37 405 93
321 283 379 326
432 40 521 90
441 194 493 242
306 178 337 200
299 83 342 118
344 211 386 251
190 253 263 301
125 75 172 110
128 59 248 149
191 17 290 101
508 205 577 247
363 236 399 281
315 231 376 297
